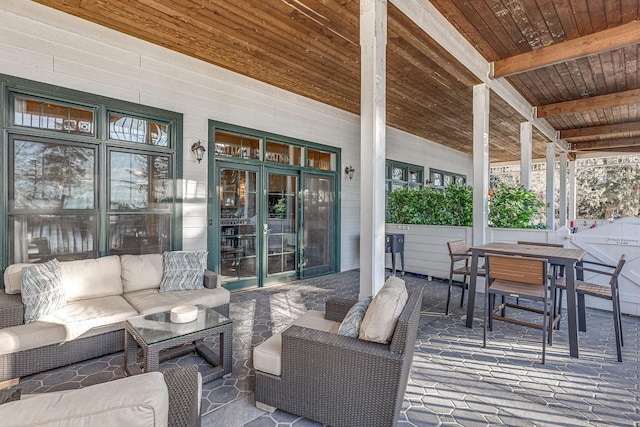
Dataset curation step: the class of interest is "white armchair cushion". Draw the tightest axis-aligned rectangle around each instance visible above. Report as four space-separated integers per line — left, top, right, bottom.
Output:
359 276 408 344
0 372 169 427
253 310 340 376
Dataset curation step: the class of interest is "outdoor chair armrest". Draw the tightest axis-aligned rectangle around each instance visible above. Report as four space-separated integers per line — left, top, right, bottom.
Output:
576 260 616 277
203 270 222 288
0 293 24 328
577 266 616 277
324 297 357 322
163 365 202 427
578 260 615 269
281 325 405 373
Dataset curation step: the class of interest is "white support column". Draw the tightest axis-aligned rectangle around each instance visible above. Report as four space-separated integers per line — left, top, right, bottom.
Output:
359 0 387 298
569 159 577 228
520 122 532 189
546 142 556 230
473 84 490 246
559 152 568 228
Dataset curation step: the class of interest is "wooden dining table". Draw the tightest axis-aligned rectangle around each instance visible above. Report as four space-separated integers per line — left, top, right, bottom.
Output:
466 242 587 358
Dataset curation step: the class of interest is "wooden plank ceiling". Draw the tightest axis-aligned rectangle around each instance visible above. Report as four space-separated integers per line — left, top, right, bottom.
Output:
34 0 640 162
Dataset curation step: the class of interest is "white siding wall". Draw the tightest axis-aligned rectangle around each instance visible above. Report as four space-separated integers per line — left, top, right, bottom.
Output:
0 1 472 272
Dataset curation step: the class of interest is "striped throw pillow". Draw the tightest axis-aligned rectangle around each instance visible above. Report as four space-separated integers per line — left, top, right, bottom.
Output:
21 259 66 323
159 251 208 292
337 296 373 338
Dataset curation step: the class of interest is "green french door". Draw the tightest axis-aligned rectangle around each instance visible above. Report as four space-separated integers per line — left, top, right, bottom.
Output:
215 163 300 289
263 168 299 285
300 173 336 278
214 162 336 290
217 164 260 289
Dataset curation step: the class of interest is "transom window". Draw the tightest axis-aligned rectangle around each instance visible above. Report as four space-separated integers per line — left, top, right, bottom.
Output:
13 95 95 136
109 113 169 146
215 130 336 171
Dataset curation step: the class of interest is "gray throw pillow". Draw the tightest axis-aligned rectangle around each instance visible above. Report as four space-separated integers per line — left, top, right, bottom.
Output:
159 251 208 292
0 388 21 405
21 259 66 324
337 296 373 338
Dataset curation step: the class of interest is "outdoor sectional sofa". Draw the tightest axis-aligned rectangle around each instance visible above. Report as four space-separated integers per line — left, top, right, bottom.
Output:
0 253 230 382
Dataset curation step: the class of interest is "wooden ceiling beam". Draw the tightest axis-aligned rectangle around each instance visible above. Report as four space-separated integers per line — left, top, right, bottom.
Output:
492 20 640 77
560 121 640 139
536 88 640 117
574 146 640 153
570 137 640 150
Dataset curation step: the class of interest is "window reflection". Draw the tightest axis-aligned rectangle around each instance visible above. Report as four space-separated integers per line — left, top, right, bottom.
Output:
13 139 95 210
108 214 170 255
9 214 97 263
110 152 170 209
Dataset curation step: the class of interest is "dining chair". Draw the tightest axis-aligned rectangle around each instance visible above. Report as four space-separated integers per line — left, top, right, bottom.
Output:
517 241 564 310
555 254 626 362
483 253 558 364
446 240 485 316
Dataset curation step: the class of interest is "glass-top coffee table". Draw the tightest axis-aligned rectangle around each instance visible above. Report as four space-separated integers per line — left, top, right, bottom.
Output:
124 305 233 383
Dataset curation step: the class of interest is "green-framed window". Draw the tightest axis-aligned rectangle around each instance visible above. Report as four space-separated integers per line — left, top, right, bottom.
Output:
386 160 423 192
1 75 183 269
429 168 466 190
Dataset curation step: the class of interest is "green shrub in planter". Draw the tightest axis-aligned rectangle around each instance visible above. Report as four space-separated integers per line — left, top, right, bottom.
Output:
489 182 546 228
387 182 545 228
386 183 472 226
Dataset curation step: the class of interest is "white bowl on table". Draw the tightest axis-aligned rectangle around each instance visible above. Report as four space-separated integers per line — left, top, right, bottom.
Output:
170 305 198 323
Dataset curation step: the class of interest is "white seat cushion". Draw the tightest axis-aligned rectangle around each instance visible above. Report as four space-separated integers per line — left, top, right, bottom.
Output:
123 287 230 315
0 296 137 355
253 310 340 376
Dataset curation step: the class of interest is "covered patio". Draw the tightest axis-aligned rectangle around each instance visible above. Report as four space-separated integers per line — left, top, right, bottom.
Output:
1 1 639 426
18 270 640 426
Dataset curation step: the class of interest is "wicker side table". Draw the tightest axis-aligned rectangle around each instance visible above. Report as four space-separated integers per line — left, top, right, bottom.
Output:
124 306 232 383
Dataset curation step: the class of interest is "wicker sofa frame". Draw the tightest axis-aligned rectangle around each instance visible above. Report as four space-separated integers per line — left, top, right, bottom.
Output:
254 286 424 427
0 270 229 382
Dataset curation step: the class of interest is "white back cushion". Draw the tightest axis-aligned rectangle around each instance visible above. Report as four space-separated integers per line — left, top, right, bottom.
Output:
61 256 123 301
121 254 164 293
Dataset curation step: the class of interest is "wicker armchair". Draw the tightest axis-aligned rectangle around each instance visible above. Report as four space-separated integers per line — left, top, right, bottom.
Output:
254 287 423 427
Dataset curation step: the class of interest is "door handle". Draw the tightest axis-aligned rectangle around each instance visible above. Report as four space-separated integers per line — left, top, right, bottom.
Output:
263 224 271 234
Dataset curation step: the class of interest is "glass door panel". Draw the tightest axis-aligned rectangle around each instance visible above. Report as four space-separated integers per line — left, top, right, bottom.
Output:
301 173 335 277
219 168 258 283
265 171 298 281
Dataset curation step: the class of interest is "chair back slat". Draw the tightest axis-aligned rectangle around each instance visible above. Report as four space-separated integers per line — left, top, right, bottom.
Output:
447 240 469 262
487 254 547 286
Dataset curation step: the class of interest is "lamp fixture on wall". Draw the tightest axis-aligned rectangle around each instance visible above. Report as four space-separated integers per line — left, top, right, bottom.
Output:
191 140 206 163
344 165 355 180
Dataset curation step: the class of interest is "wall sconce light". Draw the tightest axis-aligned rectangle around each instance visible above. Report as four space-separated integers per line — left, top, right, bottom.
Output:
424 179 433 186
191 140 206 163
344 165 355 180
